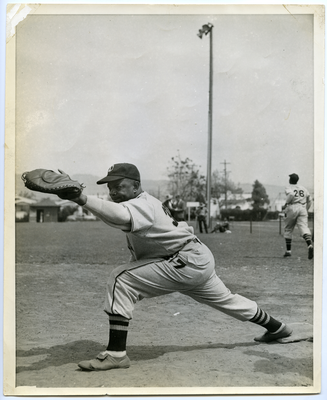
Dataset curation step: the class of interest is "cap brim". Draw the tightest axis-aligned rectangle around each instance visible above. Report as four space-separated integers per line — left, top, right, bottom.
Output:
96 175 125 184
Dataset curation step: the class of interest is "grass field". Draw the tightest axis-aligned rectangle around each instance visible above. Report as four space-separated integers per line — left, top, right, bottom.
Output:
12 220 316 392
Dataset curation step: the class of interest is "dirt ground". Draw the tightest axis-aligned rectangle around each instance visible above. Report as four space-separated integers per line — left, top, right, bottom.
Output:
13 220 315 394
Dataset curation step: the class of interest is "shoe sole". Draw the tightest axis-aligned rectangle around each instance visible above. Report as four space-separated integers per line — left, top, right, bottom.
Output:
254 326 293 343
78 364 130 371
78 360 130 371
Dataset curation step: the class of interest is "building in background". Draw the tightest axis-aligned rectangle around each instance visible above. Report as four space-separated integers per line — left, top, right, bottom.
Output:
29 198 61 223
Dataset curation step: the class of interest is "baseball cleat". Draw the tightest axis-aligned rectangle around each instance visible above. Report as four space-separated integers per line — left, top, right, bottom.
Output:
308 246 314 260
254 324 293 343
78 351 130 371
283 252 291 258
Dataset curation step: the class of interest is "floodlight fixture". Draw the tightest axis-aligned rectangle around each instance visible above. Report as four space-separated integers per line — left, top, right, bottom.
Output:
197 23 213 39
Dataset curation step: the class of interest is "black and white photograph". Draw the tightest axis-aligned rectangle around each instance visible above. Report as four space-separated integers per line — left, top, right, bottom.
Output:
3 3 325 397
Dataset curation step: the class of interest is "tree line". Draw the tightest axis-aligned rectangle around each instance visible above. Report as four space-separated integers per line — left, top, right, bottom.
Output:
166 152 270 213
18 154 271 222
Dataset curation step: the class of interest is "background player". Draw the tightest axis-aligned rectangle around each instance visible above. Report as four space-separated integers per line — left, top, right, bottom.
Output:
282 173 313 259
64 163 292 371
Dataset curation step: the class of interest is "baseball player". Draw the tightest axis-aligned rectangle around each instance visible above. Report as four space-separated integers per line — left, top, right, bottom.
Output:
66 163 292 371
282 173 313 259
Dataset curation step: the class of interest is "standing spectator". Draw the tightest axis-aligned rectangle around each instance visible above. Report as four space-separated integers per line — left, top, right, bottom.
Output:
196 203 208 234
172 194 186 221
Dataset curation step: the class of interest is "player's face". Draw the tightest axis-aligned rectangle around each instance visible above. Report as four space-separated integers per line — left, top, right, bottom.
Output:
107 179 137 203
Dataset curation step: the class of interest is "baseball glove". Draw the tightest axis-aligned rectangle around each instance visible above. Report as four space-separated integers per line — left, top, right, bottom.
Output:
21 169 85 200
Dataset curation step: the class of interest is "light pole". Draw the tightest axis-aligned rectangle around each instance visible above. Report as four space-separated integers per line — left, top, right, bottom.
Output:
197 23 214 228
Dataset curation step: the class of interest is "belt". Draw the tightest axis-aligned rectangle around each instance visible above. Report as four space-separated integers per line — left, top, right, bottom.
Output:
162 237 201 261
183 237 201 246
286 203 306 206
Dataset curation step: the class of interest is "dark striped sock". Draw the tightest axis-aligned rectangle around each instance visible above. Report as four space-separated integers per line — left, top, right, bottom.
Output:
249 308 283 333
106 314 129 351
285 238 292 251
303 234 312 247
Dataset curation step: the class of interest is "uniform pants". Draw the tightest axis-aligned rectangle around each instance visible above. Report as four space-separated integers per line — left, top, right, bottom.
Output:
104 241 258 321
284 204 311 239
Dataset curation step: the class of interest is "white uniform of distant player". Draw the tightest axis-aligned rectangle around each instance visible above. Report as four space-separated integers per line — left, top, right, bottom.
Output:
283 173 313 259
86 191 258 320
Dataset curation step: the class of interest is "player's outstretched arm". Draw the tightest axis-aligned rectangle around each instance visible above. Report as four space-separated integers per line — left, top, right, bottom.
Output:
71 194 131 230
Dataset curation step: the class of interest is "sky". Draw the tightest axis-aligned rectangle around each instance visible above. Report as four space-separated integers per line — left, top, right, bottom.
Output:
11 6 316 190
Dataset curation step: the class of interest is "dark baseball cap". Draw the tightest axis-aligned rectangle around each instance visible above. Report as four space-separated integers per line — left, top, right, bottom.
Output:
97 163 141 184
289 173 299 182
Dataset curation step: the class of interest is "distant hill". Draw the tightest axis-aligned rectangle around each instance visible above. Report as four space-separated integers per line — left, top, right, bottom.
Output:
70 175 170 200
15 174 312 203
16 173 107 201
16 173 171 202
140 180 170 199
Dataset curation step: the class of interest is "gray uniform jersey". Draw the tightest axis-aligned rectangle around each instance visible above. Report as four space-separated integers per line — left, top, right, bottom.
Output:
122 191 195 260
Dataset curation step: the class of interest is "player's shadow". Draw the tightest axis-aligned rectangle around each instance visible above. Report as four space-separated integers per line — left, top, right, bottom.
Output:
16 339 260 373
